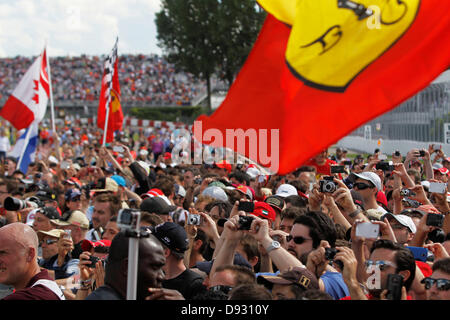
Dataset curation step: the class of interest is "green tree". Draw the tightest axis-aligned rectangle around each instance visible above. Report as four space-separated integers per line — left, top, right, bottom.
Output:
155 0 265 113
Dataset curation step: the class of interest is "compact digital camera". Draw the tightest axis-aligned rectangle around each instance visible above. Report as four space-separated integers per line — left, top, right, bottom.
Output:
319 177 338 193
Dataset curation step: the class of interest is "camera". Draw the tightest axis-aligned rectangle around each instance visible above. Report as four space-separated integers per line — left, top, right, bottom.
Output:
324 247 337 260
386 274 403 300
319 176 338 193
394 150 401 157
400 189 415 197
238 201 255 213
330 165 345 174
187 213 202 226
426 214 444 228
194 178 202 185
376 161 394 171
87 255 100 268
238 215 254 230
117 208 141 233
419 150 426 157
3 196 44 211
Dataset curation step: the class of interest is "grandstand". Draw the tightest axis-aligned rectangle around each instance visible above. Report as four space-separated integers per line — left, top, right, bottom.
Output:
0 54 208 111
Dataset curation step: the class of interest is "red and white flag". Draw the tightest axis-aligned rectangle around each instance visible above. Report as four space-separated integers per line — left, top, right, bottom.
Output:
0 48 50 130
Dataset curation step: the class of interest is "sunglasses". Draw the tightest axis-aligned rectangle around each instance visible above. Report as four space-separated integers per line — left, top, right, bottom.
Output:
69 197 81 202
353 182 374 190
286 235 313 244
41 239 58 245
421 277 450 291
365 260 397 271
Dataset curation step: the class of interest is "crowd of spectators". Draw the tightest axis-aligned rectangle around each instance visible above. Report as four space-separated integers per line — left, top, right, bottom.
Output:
0 122 449 301
0 54 204 106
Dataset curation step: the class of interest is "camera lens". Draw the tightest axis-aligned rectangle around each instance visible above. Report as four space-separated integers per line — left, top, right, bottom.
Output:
4 197 27 211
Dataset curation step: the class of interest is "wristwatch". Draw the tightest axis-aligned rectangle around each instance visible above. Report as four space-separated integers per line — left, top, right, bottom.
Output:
265 240 281 253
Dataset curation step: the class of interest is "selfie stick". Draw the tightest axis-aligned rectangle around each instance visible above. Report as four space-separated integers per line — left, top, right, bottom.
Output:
126 235 139 300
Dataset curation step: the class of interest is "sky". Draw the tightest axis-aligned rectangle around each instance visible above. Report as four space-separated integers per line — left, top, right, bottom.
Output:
0 0 163 58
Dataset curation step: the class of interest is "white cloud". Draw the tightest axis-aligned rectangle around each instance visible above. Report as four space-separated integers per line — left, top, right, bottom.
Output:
0 0 163 57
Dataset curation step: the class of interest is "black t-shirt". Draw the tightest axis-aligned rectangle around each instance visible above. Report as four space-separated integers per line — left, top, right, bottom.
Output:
85 285 124 300
162 268 206 299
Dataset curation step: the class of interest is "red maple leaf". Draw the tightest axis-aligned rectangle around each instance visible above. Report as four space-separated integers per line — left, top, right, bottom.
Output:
32 80 39 104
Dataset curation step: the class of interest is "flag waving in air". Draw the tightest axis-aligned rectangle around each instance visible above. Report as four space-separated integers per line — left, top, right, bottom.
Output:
0 48 49 130
97 38 123 144
194 0 450 174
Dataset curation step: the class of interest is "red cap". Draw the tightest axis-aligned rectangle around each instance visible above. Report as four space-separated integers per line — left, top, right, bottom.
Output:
164 152 172 160
251 201 276 222
415 261 432 278
81 239 111 252
376 191 388 208
214 160 232 173
434 167 449 176
236 185 253 200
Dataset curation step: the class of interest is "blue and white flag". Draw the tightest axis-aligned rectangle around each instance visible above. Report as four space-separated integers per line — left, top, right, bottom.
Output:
8 121 39 174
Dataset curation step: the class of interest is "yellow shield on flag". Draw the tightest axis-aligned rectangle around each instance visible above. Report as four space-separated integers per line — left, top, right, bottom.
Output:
259 0 421 92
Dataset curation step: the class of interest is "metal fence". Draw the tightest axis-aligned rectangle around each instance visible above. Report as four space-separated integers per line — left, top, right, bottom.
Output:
348 70 450 144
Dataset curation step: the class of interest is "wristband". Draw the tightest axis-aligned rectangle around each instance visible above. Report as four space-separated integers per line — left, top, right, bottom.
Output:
348 208 361 218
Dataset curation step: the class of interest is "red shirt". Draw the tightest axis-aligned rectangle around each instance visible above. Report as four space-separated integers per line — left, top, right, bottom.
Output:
2 270 61 300
304 158 337 176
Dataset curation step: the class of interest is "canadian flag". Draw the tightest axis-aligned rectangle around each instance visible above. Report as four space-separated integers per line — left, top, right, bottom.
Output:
0 48 50 130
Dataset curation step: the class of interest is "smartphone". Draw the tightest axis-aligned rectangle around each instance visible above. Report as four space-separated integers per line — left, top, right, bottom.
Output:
378 154 387 160
330 165 345 174
113 146 124 153
406 246 428 262
429 182 447 194
386 274 404 300
355 222 380 239
64 230 72 240
238 201 255 213
60 161 70 170
426 213 444 228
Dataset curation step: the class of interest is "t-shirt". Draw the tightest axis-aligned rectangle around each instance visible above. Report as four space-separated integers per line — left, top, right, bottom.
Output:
304 158 337 177
85 285 124 300
320 271 350 300
2 270 61 300
162 268 206 299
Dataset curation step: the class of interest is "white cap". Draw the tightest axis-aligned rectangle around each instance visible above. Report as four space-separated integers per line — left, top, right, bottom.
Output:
275 184 298 198
202 186 228 202
350 172 382 191
246 167 261 179
137 161 150 175
382 213 417 233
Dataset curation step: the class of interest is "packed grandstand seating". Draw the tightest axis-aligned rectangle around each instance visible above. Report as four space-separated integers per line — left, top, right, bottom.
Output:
0 54 205 106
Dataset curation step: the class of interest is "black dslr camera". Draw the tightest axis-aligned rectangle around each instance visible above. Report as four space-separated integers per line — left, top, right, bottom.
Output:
319 176 338 193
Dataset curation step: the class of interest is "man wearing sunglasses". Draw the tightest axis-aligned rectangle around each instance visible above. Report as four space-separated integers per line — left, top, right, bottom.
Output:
422 257 450 300
349 172 387 215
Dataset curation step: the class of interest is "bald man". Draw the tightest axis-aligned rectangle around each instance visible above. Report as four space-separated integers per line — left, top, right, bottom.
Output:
0 223 64 300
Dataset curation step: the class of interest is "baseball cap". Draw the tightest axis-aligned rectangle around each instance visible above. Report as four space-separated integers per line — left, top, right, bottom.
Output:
264 195 285 212
151 222 189 254
236 185 253 200
202 186 228 202
35 188 57 202
174 184 186 198
63 177 82 189
137 161 150 175
37 229 66 241
251 201 276 222
163 152 172 160
51 210 90 230
349 172 382 191
382 213 417 233
246 167 261 179
140 196 177 215
433 167 449 176
195 252 252 275
111 175 126 187
275 184 298 198
64 188 81 201
81 239 112 252
214 160 232 173
257 267 319 291
91 177 119 193
37 206 60 220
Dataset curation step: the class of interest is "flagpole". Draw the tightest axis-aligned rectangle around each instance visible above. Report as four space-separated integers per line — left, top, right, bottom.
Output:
102 36 119 147
45 42 56 133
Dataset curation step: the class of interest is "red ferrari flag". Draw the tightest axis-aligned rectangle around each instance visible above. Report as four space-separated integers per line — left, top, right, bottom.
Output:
194 0 450 174
97 38 123 144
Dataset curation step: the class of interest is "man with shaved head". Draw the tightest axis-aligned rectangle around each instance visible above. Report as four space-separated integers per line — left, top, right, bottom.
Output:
0 223 64 300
